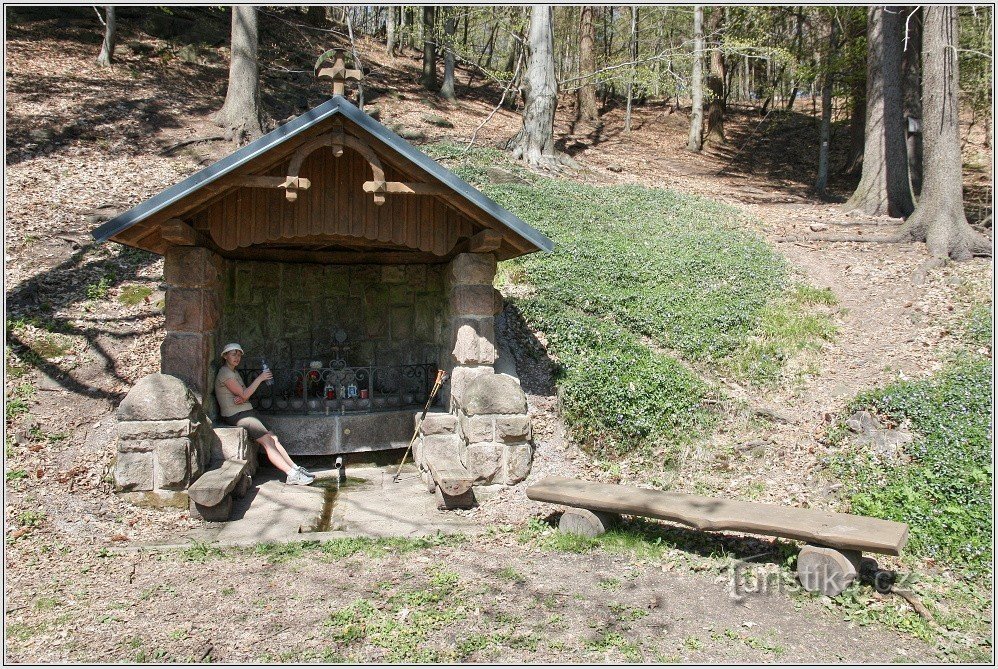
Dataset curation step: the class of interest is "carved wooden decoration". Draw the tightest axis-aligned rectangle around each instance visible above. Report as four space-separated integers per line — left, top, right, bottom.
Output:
316 48 362 97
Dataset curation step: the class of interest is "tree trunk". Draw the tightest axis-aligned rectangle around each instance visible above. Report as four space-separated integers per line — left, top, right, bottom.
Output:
576 5 599 125
214 6 264 142
96 6 115 67
507 5 563 169
624 7 638 132
815 16 839 197
440 11 457 101
896 7 992 259
843 7 913 218
421 6 437 91
386 6 397 57
902 6 923 196
687 6 704 152
705 6 725 143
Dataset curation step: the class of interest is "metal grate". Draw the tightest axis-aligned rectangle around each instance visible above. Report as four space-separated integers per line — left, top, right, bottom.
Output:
240 363 437 415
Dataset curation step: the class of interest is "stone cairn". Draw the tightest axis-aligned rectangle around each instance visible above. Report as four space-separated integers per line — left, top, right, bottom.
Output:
114 374 218 508
414 252 533 507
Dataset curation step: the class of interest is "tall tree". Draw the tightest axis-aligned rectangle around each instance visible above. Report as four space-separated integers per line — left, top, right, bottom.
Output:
815 12 839 197
440 10 457 101
895 7 991 259
214 6 264 141
843 7 913 217
96 6 115 67
386 6 397 57
705 6 725 143
508 5 562 169
624 6 638 132
421 6 437 91
687 5 704 152
902 6 923 196
576 6 600 125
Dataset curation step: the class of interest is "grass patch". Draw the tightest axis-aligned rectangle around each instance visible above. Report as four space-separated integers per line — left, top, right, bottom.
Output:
829 354 992 576
584 630 642 661
86 274 114 301
182 540 226 563
117 284 153 306
964 302 992 348
428 143 832 457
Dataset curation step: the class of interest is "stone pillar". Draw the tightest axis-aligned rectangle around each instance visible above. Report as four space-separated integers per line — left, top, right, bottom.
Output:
457 373 533 485
162 246 226 416
445 253 501 410
114 373 219 508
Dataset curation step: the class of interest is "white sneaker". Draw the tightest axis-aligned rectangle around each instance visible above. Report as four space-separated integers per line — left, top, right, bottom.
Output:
295 465 315 477
286 468 314 486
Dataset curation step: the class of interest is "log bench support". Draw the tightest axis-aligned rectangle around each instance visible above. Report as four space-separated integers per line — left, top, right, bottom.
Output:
187 459 250 522
527 476 909 599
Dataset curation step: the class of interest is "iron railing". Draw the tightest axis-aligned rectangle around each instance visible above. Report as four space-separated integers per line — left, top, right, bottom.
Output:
239 363 437 415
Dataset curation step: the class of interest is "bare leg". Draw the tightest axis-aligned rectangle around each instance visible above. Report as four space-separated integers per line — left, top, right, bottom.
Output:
269 436 298 469
256 434 295 474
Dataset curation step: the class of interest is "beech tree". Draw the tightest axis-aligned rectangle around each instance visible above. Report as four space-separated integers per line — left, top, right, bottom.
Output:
576 6 600 125
895 6 991 259
705 6 725 144
815 12 839 197
843 7 913 218
440 10 456 101
421 6 437 91
686 6 704 152
386 6 397 57
508 5 564 169
214 6 264 141
96 6 115 67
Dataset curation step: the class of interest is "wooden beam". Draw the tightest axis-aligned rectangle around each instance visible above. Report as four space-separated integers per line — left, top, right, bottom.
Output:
221 246 449 265
467 229 503 252
160 218 199 246
232 176 311 190
362 180 450 196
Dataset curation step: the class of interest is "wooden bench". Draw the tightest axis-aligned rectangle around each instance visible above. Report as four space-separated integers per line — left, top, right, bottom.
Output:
526 476 909 596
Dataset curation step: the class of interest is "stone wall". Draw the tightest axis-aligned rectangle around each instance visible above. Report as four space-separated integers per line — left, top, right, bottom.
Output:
114 374 218 507
218 261 448 377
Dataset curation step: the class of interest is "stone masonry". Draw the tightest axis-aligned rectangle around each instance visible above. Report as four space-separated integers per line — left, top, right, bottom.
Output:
114 374 218 507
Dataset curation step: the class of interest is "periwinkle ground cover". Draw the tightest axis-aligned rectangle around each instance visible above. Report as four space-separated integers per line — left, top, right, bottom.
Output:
428 144 832 458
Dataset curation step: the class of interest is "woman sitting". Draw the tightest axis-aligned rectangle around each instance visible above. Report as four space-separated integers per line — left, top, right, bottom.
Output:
215 343 314 486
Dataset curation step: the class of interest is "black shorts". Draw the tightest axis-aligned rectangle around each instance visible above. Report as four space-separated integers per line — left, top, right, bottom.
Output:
221 410 272 441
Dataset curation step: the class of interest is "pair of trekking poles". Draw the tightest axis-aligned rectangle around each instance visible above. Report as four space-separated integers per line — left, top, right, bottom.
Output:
392 369 448 483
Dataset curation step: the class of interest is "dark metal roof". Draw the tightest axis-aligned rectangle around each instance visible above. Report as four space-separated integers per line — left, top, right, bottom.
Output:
92 95 554 254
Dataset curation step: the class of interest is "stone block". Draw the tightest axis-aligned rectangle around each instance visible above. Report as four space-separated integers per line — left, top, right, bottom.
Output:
233 472 252 498
281 264 305 297
302 265 325 300
448 365 494 409
164 247 224 290
502 443 532 485
326 266 350 294
160 333 214 397
451 317 497 365
390 284 412 306
465 441 501 484
390 306 413 340
405 264 426 290
462 374 527 416
450 285 501 317
448 253 497 287
155 438 191 490
234 266 254 303
495 415 531 442
425 265 444 292
251 261 281 289
114 450 154 491
419 412 458 436
117 438 154 453
382 265 406 284
165 287 220 332
460 414 494 443
117 419 191 441
117 490 189 509
421 434 461 465
212 426 255 465
118 373 199 422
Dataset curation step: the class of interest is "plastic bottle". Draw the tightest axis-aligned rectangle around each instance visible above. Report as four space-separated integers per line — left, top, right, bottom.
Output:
261 359 274 386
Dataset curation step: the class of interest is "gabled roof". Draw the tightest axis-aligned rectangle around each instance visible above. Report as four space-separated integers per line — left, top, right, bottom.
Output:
92 95 553 258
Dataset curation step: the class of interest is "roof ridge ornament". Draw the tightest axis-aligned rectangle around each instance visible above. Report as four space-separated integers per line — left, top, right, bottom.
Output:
315 48 362 97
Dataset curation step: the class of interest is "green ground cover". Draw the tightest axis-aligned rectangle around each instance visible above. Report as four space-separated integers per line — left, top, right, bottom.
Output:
428 144 833 457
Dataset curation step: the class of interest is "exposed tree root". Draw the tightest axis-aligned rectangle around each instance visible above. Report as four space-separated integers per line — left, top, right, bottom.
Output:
159 135 225 156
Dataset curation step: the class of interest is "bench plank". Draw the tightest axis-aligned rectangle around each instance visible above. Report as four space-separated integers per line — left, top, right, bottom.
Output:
526 476 908 556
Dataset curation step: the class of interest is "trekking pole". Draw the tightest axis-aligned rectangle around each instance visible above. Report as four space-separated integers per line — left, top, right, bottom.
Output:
393 369 447 483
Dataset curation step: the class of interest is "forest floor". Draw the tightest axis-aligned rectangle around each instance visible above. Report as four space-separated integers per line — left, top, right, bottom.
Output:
4 11 993 663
